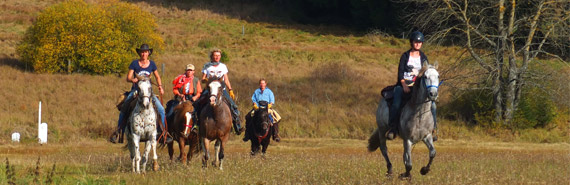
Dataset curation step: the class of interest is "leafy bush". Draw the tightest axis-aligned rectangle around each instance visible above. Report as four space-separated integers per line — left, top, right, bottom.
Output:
17 0 164 74
442 86 559 129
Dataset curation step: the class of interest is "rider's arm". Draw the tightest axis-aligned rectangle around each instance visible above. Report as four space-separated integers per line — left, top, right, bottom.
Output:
153 70 164 95
269 90 275 106
192 81 202 101
251 90 258 106
223 73 232 90
201 73 207 82
126 69 136 83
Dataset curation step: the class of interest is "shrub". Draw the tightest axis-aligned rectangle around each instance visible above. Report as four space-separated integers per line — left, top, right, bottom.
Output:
17 0 164 74
443 86 559 129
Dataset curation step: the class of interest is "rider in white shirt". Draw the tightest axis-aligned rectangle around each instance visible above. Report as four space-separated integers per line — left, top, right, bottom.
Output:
193 48 244 134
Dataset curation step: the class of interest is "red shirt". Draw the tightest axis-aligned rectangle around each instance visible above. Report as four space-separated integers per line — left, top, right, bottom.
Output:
172 75 194 95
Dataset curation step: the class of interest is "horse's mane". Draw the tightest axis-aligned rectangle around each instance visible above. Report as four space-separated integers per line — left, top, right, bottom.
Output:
409 65 432 105
173 101 194 113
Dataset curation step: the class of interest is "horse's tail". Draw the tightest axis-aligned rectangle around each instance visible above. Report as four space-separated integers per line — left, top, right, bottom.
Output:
367 128 381 152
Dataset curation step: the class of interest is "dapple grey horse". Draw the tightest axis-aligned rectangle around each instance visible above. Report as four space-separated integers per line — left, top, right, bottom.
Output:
368 62 439 179
126 75 159 173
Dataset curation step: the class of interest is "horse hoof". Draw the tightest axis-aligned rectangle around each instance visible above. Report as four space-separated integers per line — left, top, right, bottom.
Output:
399 173 411 180
420 167 430 175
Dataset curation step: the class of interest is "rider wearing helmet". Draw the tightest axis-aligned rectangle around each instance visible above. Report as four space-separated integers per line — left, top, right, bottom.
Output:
386 31 437 141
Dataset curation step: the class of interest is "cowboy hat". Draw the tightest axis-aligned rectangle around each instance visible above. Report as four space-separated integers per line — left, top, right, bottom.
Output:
136 44 153 56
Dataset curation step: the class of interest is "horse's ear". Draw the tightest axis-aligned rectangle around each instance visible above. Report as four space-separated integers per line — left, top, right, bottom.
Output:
135 74 144 81
433 61 439 69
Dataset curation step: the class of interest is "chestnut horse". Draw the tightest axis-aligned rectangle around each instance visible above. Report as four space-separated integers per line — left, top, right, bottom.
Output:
199 78 233 169
247 101 273 156
167 101 200 164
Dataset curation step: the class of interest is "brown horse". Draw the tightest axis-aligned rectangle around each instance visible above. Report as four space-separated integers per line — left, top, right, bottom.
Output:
167 101 200 164
199 78 233 169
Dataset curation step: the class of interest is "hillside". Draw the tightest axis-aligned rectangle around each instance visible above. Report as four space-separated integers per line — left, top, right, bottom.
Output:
0 0 566 143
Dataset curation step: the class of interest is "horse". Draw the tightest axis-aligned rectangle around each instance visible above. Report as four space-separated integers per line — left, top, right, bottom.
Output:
368 62 440 179
199 77 233 169
247 101 273 156
125 74 160 173
167 100 200 164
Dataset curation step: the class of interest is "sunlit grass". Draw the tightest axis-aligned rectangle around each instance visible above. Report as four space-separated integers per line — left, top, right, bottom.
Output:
1 139 568 184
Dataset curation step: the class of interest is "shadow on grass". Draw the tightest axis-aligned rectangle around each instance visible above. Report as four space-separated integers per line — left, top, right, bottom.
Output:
127 0 367 37
0 56 31 72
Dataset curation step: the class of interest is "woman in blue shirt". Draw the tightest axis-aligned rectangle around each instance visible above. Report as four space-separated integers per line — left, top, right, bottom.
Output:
110 44 170 143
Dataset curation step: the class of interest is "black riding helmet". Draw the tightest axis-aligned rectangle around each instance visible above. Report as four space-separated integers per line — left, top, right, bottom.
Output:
409 31 425 42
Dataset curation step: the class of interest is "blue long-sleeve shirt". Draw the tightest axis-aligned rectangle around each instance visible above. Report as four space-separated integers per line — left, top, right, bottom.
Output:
252 88 275 106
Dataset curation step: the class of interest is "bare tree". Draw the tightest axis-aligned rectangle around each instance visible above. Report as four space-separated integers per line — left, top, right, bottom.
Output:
396 0 569 125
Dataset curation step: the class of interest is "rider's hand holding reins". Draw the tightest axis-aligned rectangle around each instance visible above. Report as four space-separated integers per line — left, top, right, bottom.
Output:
401 79 411 93
229 89 235 100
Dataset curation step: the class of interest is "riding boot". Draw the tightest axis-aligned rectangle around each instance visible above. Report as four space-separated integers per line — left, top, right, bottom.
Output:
232 108 243 135
273 122 281 142
386 86 403 140
243 111 252 142
191 110 199 134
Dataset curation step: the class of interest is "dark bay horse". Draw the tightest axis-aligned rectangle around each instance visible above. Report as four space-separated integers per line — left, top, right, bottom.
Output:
125 75 159 173
199 78 232 169
247 101 273 156
167 101 200 164
368 62 440 179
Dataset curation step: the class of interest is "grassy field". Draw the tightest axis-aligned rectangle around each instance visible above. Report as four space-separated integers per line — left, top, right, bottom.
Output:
1 138 569 184
0 0 569 184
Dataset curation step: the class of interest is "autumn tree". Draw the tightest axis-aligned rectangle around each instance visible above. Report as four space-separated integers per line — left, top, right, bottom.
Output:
397 0 569 125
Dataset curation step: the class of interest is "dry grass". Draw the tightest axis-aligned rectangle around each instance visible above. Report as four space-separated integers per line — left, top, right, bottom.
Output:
0 0 568 144
0 139 568 184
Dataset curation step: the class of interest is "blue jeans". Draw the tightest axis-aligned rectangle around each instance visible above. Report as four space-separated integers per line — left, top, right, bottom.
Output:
389 86 404 128
117 90 166 132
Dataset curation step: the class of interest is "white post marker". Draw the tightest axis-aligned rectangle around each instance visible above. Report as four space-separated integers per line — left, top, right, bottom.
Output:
38 101 47 144
11 132 20 142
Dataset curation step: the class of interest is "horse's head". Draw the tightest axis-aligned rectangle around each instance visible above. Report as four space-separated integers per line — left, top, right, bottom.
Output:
135 74 153 108
253 101 271 135
207 77 223 106
419 62 440 101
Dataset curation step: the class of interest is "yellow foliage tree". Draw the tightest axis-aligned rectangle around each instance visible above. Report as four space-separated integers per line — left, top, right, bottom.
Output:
18 0 164 74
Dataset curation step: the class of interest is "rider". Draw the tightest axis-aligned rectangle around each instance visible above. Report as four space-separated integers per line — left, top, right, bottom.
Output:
243 78 282 142
110 44 170 143
193 48 244 134
165 64 202 135
386 31 438 141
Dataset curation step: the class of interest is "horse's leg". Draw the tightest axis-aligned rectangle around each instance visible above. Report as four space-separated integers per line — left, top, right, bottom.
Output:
420 137 436 175
261 138 269 155
201 138 210 168
219 135 228 170
167 140 174 161
379 138 392 176
400 139 413 180
179 137 187 163
133 135 141 173
142 140 152 173
152 134 159 171
213 139 221 168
